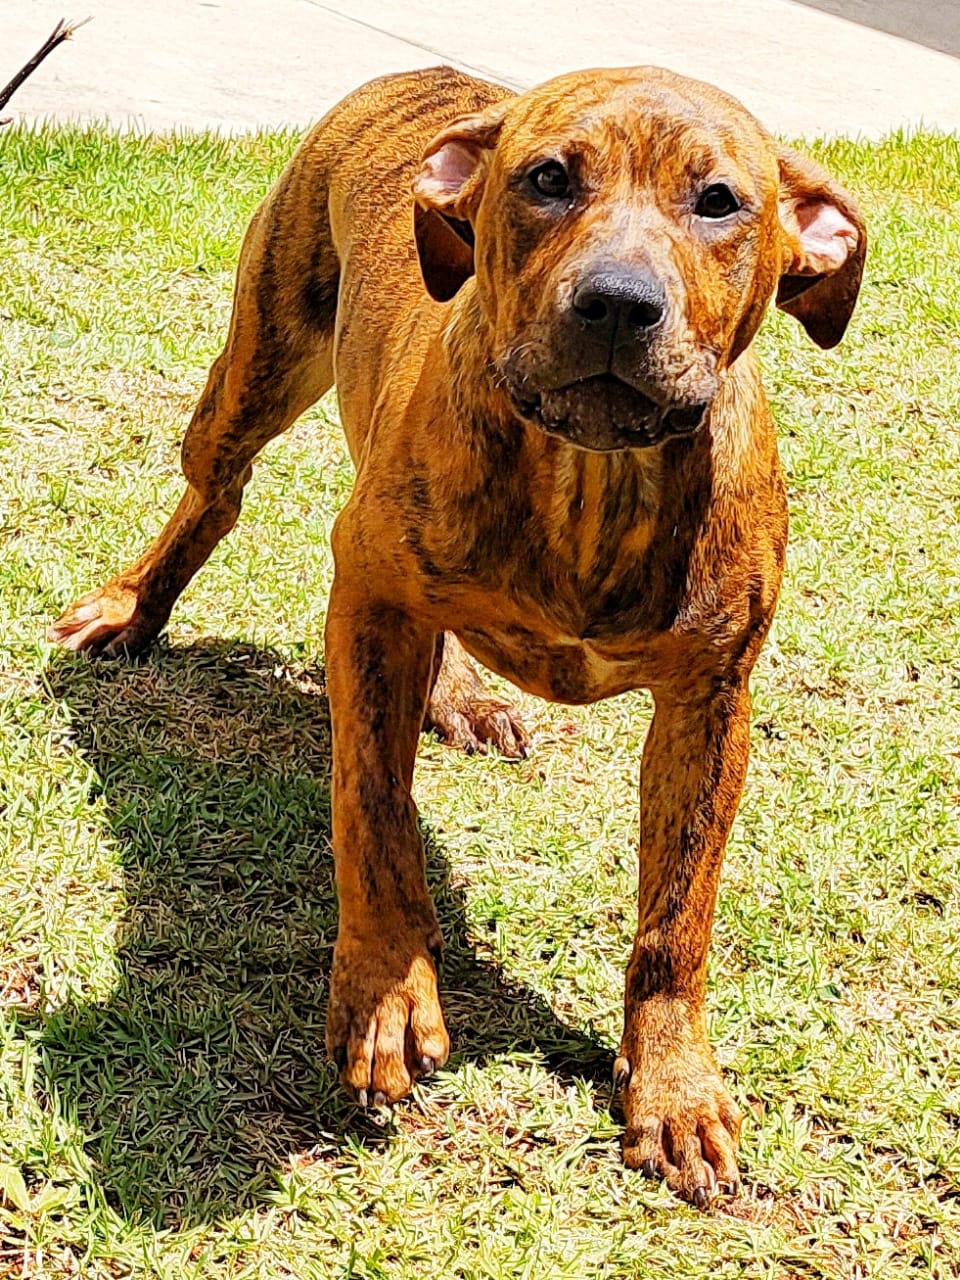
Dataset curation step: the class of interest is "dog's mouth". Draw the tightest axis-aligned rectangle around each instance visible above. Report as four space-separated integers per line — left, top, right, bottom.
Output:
509 373 709 452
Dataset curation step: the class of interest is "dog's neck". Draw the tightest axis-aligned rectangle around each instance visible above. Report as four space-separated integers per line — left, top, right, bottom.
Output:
440 286 520 440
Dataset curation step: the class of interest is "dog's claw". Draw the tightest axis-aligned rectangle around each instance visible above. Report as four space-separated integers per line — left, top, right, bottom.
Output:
327 936 451 1111
692 1186 710 1211
426 701 529 758
419 1055 436 1078
612 1056 631 1093
640 1159 658 1180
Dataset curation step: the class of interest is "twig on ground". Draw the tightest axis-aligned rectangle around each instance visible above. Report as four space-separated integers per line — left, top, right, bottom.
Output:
0 17 91 125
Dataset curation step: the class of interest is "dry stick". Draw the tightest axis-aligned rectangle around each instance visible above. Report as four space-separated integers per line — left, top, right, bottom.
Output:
0 17 91 125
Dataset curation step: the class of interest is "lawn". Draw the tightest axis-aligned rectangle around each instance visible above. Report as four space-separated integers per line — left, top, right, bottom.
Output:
0 121 958 1279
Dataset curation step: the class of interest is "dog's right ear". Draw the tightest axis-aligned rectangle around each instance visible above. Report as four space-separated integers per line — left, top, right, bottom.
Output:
412 105 506 302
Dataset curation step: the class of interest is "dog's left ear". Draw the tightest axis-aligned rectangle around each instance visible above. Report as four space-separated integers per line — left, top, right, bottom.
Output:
412 104 506 302
776 148 866 349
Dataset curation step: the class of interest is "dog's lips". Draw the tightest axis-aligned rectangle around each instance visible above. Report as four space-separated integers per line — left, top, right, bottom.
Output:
511 373 708 451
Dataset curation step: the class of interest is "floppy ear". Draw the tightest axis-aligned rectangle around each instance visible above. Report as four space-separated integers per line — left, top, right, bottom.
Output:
412 104 506 302
776 148 866 349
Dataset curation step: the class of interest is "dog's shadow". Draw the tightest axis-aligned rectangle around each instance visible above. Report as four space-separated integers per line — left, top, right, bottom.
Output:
42 641 610 1228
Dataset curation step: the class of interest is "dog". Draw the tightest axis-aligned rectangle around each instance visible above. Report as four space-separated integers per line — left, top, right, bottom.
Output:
49 64 865 1205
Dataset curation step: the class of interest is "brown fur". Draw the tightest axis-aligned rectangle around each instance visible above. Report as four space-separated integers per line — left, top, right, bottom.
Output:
49 65 865 1205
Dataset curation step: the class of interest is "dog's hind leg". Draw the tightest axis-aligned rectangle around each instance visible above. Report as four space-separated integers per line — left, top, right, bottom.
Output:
49 180 339 657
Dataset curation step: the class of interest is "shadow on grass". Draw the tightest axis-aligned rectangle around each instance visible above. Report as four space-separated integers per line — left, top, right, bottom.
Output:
40 640 609 1228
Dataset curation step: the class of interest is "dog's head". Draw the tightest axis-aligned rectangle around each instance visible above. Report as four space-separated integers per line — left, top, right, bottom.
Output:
413 67 865 452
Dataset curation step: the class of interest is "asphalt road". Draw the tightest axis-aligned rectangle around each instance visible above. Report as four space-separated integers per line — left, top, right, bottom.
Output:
792 0 960 58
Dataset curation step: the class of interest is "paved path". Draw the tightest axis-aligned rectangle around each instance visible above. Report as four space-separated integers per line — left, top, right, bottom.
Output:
2 0 959 138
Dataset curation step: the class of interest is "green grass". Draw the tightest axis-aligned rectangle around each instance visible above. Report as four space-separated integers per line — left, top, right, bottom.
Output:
0 121 958 1278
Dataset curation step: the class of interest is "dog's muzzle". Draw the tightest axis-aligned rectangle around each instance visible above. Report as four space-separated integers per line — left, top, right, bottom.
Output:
502 264 716 451
506 371 711 452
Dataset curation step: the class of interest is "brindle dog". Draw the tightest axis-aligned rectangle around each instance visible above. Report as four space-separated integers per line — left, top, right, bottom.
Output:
50 65 865 1205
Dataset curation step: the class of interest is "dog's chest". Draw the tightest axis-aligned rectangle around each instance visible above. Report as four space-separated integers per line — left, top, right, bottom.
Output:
410 466 723 701
451 544 753 702
377 426 756 700
410 433 663 578
456 621 663 703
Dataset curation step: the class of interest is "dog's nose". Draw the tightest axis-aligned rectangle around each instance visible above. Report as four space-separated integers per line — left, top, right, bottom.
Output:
572 267 666 335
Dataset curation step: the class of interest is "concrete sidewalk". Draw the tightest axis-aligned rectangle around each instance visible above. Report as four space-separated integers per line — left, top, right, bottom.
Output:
2 0 959 138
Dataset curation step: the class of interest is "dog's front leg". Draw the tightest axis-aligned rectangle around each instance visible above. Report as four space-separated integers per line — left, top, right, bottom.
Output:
324 579 450 1106
617 681 752 1204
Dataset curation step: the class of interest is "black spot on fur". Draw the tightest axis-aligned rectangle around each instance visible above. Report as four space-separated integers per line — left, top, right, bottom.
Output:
627 945 676 1002
302 272 339 332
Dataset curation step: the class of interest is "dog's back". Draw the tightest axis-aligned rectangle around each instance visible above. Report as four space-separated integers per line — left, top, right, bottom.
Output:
229 68 509 455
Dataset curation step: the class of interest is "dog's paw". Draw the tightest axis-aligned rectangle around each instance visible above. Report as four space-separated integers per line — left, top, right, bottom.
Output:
47 579 162 658
327 932 450 1106
426 691 529 759
616 1030 742 1206
425 634 530 759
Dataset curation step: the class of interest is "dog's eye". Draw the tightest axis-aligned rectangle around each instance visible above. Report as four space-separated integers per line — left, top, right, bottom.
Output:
529 161 570 199
695 183 741 219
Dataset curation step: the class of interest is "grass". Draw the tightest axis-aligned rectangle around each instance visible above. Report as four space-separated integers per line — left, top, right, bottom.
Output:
0 121 958 1278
